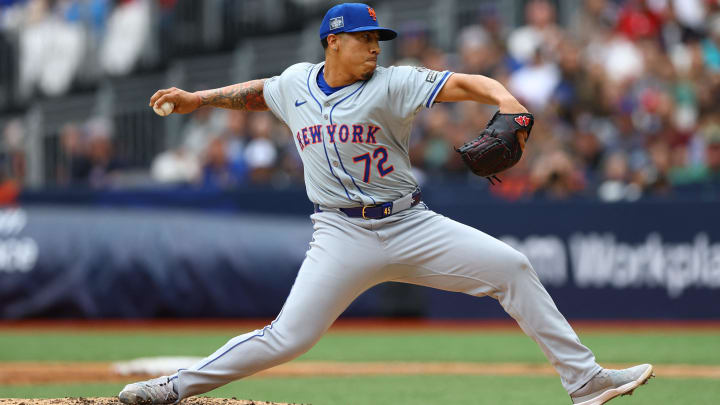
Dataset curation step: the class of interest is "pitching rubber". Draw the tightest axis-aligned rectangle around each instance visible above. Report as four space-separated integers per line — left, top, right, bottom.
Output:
574 364 655 405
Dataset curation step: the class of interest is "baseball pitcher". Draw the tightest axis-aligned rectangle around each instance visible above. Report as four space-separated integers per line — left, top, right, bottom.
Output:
119 4 653 405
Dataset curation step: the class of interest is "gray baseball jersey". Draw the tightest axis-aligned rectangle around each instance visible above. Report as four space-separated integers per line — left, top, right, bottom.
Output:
263 62 452 207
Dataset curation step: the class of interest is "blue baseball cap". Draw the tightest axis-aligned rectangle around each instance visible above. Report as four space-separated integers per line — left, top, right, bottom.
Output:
319 3 397 41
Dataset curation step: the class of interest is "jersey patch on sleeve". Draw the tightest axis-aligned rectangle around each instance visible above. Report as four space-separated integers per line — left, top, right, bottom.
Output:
425 70 439 83
411 66 440 83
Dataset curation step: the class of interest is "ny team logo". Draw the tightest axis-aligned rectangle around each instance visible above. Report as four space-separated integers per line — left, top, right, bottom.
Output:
367 7 377 21
514 115 531 127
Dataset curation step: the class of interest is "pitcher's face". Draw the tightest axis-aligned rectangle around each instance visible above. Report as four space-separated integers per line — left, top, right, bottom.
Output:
333 31 381 81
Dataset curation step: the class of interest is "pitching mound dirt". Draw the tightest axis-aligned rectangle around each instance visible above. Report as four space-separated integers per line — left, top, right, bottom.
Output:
0 398 303 405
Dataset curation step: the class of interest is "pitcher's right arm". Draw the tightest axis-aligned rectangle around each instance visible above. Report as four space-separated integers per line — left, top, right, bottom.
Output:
149 79 269 114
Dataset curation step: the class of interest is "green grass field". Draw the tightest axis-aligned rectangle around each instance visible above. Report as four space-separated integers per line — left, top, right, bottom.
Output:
1 326 719 404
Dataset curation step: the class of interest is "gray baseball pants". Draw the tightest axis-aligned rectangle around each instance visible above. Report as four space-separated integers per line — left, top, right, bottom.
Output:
172 205 601 399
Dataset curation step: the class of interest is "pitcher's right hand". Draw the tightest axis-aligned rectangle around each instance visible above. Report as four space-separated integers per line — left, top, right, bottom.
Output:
149 87 202 114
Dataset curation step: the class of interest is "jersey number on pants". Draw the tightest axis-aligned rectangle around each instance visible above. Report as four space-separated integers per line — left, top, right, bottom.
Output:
352 147 395 183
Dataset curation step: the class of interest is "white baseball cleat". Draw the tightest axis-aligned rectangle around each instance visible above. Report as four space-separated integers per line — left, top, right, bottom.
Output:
118 375 179 405
570 364 654 405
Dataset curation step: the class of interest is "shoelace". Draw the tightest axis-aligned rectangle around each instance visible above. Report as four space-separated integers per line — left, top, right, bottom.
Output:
141 377 177 401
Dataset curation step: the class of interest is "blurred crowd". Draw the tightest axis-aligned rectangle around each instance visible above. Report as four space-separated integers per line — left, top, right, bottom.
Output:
150 107 303 190
404 0 720 201
2 0 720 201
0 0 174 98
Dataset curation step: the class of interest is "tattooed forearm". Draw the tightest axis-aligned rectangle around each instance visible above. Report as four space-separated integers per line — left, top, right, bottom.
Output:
196 79 268 111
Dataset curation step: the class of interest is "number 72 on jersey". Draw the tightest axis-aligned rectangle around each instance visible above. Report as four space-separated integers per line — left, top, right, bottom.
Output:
352 146 394 183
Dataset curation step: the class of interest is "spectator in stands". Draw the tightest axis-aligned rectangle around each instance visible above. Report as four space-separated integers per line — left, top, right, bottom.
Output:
531 148 585 200
200 135 247 190
456 25 500 76
2 118 25 184
243 112 277 184
703 127 720 185
671 121 720 186
224 110 250 168
551 40 595 121
177 106 226 156
568 0 616 46
17 0 86 97
85 116 123 188
0 119 24 204
394 21 429 67
150 148 200 185
414 105 454 174
100 0 151 76
598 31 645 84
597 151 641 201
702 14 720 72
508 46 560 111
669 0 706 40
151 105 225 185
265 111 304 187
56 117 122 188
640 138 673 196
57 122 91 185
572 126 604 189
507 0 562 65
615 0 664 41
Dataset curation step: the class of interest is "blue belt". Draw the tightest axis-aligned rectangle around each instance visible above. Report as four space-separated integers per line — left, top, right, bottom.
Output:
314 190 422 220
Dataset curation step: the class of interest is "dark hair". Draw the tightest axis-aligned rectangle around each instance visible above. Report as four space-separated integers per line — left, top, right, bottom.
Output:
321 37 328 49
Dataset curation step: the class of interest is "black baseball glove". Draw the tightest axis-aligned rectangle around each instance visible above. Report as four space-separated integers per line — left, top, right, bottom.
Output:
455 111 534 183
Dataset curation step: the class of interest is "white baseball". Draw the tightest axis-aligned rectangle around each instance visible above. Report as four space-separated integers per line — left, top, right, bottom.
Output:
153 102 175 117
